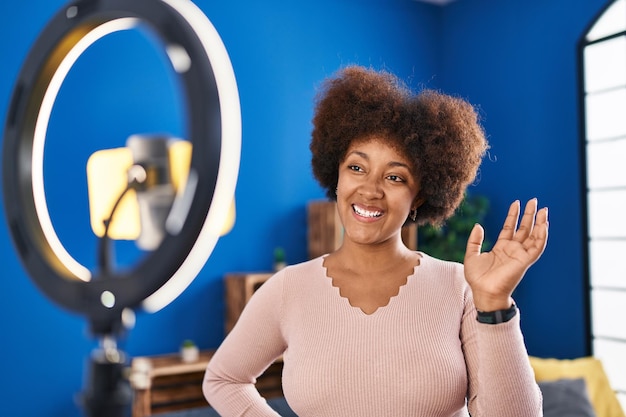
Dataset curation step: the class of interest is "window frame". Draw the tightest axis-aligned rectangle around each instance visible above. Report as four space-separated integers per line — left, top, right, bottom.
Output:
578 0 626 408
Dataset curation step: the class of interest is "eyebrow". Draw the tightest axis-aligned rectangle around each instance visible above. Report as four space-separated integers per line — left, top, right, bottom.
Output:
346 150 412 170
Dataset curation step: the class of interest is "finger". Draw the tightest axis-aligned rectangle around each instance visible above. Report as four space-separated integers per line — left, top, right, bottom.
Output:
514 198 539 242
540 205 548 223
496 200 520 242
524 207 549 256
464 223 485 262
533 205 548 229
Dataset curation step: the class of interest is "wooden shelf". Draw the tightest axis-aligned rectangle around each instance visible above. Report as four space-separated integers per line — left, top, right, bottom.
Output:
130 350 283 417
130 350 214 417
224 272 273 334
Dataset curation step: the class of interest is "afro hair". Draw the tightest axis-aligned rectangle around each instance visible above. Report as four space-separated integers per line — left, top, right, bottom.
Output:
310 65 489 226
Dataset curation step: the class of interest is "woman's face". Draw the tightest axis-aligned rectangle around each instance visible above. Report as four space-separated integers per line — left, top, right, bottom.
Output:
336 136 421 247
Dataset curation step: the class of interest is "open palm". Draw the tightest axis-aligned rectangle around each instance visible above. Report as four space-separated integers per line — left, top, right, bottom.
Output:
463 199 549 312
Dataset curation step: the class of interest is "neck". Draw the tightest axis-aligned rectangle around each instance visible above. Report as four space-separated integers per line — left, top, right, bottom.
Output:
333 236 415 273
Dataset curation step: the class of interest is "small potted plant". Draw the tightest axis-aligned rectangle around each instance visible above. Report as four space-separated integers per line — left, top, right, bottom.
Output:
180 339 199 363
273 247 286 271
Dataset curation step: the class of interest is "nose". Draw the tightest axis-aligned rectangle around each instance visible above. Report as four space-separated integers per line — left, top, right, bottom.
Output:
358 177 383 199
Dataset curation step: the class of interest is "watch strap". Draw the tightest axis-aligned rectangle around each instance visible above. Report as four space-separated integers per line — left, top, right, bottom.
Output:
476 303 517 324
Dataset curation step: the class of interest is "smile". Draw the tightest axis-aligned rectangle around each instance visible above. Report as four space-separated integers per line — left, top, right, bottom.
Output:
353 205 382 218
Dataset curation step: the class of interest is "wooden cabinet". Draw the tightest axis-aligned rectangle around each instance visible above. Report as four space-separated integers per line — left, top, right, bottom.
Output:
130 350 283 417
224 272 273 334
130 350 214 417
307 200 344 259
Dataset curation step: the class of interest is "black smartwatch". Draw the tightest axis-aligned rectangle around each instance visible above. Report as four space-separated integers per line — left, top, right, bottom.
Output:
476 303 517 324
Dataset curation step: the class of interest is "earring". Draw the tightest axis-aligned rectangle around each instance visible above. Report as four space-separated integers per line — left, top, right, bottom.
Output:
410 209 417 222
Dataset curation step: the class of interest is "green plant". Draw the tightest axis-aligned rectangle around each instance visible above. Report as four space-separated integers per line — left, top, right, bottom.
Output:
273 247 285 264
181 339 196 348
418 193 491 263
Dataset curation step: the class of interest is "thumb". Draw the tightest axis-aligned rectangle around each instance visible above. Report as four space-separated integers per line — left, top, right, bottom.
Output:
465 223 484 262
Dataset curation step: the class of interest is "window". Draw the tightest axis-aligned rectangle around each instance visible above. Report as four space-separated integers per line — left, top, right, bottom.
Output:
580 0 626 410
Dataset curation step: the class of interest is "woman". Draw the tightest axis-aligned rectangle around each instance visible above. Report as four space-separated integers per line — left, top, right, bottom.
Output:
203 65 548 416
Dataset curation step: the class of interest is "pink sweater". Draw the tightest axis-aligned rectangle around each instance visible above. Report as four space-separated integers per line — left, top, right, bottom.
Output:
204 254 542 417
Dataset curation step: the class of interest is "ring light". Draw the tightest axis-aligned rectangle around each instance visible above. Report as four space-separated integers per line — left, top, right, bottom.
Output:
2 0 241 335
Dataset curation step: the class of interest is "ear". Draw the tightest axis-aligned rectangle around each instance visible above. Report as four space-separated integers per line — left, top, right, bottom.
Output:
412 196 425 211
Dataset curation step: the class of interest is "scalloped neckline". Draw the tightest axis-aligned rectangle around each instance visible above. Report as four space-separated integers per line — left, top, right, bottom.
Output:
321 255 420 315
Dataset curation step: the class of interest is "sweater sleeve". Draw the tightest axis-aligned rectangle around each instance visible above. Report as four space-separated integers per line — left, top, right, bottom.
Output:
203 271 287 417
462 290 543 417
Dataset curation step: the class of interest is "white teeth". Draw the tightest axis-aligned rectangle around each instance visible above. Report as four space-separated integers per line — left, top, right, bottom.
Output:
353 205 382 218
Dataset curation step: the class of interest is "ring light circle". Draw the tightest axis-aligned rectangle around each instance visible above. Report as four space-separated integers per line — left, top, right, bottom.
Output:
2 0 241 331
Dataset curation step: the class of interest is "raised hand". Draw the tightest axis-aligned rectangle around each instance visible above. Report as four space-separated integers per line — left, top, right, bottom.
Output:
463 199 549 312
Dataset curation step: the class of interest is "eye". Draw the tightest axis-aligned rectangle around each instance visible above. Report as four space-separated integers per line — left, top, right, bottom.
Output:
387 174 406 183
347 164 364 173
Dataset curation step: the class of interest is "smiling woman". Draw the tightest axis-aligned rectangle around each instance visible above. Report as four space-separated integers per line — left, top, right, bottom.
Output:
335 137 420 251
202 65 548 417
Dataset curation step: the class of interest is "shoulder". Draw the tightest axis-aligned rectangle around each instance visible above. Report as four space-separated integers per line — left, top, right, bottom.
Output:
249 257 327 317
415 252 470 297
260 256 326 291
281 256 325 275
417 252 465 280
268 256 324 280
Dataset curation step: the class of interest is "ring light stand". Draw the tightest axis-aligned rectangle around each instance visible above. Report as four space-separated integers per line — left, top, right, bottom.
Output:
2 0 241 415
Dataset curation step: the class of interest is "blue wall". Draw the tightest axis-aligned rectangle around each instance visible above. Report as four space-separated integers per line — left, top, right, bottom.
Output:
439 0 608 359
0 0 608 415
